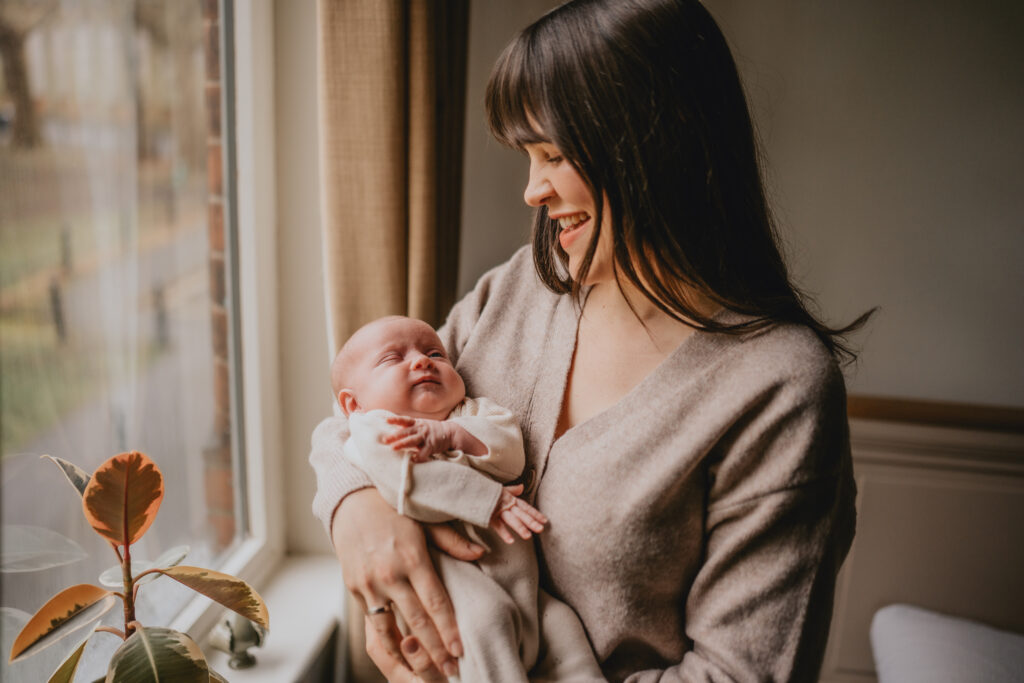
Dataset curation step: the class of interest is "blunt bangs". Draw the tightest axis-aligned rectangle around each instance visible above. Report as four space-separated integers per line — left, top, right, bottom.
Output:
486 33 550 150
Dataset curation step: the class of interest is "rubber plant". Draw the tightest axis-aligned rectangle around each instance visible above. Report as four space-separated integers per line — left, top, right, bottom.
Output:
7 451 269 682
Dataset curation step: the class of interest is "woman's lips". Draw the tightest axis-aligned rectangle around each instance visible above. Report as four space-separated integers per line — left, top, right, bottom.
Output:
558 217 590 251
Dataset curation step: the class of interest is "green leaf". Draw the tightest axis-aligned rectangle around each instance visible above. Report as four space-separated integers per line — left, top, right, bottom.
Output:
9 585 116 663
82 452 163 547
159 567 269 629
106 627 208 683
41 455 92 497
1 525 87 573
46 624 97 683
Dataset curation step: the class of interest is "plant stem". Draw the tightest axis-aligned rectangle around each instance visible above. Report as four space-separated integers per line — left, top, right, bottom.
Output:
122 542 135 638
96 626 127 639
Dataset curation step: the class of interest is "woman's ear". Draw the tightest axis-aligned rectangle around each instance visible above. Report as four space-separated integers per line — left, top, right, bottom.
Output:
337 389 360 416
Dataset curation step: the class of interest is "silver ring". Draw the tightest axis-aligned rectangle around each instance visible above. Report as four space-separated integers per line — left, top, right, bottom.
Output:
367 603 392 616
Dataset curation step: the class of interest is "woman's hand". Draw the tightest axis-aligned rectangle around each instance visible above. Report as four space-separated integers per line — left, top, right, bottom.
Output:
331 488 477 676
366 627 447 683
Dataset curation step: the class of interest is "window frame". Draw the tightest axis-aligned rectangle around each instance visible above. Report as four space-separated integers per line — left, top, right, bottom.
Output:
168 0 285 639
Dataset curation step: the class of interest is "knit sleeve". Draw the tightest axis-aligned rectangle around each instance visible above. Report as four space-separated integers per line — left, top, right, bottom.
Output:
443 396 526 483
309 415 374 537
626 362 856 682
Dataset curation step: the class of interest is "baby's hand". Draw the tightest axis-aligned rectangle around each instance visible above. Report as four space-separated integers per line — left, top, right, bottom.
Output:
490 484 547 544
382 416 453 462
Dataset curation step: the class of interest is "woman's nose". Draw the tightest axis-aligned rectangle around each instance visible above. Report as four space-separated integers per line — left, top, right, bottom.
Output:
524 166 554 207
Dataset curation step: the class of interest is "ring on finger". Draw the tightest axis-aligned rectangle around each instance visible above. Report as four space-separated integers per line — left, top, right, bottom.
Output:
367 602 393 616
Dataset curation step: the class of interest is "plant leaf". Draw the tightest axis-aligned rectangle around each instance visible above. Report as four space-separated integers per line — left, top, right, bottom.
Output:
45 623 97 683
159 567 269 629
106 626 208 683
1 525 87 573
9 585 115 663
41 455 92 497
82 452 163 547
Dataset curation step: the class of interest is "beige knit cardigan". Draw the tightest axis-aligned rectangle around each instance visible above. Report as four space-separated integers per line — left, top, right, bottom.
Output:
310 246 856 682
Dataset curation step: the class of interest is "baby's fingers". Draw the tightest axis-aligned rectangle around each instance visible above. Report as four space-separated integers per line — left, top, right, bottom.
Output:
387 434 425 450
386 415 416 427
500 509 533 540
489 519 518 544
515 500 548 527
513 506 546 533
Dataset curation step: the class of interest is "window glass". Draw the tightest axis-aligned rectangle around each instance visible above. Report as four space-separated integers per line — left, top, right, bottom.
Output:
0 1 241 678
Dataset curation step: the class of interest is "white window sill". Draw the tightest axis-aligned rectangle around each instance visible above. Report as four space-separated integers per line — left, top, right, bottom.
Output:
203 554 346 682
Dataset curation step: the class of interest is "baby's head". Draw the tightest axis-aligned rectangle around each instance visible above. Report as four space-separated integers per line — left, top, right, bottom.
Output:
331 316 466 421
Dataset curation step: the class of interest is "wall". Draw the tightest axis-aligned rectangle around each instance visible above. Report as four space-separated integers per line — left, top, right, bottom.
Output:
703 0 1024 408
458 0 561 295
274 0 331 554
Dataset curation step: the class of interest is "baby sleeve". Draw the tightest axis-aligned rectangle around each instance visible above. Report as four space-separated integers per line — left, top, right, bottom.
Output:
345 410 504 529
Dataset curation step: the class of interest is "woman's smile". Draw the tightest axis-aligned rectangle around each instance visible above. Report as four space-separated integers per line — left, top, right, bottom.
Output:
556 211 591 251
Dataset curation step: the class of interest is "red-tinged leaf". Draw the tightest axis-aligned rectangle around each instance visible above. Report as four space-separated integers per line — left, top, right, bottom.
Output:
82 451 163 547
159 567 269 629
41 455 91 497
106 626 208 682
46 623 97 683
9 585 115 663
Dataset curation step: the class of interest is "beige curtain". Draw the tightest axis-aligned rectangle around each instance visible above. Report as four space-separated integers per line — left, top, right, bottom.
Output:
318 0 469 354
317 1 469 680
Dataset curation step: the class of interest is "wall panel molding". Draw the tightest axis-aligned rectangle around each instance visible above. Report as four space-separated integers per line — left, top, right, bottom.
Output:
819 419 1024 682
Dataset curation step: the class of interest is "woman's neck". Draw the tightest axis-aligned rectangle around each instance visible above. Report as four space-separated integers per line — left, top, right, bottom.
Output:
584 276 720 351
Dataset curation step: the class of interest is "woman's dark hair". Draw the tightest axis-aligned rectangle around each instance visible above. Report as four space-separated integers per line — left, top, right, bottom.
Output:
485 0 872 361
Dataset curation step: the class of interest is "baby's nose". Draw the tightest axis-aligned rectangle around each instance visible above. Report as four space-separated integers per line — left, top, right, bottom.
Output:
411 353 434 370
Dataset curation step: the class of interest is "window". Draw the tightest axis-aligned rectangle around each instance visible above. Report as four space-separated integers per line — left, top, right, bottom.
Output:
0 1 280 679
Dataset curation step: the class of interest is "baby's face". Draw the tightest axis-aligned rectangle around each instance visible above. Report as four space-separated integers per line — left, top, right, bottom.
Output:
340 317 466 421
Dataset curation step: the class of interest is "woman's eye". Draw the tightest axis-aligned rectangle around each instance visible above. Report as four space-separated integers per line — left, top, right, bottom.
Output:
546 154 563 164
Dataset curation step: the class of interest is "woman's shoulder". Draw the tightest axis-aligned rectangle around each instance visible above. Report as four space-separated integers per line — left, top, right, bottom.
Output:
708 313 844 401
441 244 563 356
467 244 552 302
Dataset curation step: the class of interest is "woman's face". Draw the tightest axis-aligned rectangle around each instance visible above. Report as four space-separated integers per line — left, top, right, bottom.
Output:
523 141 614 286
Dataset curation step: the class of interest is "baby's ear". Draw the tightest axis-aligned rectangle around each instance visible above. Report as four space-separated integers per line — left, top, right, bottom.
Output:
337 389 360 416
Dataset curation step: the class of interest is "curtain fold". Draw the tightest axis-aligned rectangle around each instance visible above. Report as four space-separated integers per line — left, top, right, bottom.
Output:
317 2 469 680
318 0 468 356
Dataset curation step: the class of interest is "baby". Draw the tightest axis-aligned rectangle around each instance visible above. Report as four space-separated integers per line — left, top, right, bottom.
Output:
329 316 604 682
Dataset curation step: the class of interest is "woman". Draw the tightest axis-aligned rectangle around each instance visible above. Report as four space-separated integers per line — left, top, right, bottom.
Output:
311 0 870 680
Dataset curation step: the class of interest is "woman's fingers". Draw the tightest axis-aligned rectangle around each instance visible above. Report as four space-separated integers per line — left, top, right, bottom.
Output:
425 523 486 561
402 636 453 680
404 558 464 671
365 622 446 683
